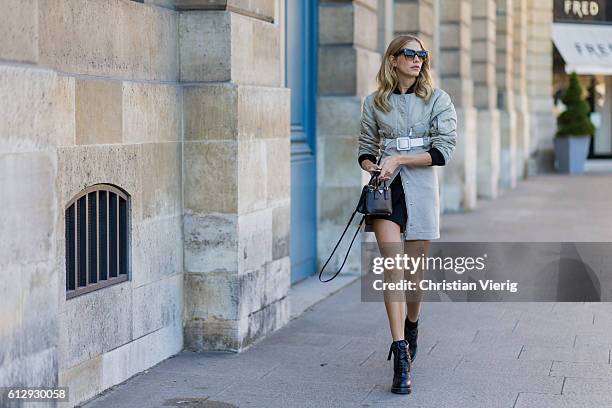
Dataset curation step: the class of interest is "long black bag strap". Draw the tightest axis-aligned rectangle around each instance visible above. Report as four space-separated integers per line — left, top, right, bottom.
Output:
318 155 382 283
318 210 366 282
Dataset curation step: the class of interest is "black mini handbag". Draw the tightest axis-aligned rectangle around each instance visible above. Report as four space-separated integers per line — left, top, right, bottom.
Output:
319 155 392 282
357 174 393 216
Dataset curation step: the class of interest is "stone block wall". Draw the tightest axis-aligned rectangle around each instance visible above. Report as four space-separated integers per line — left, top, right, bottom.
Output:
179 2 291 352
439 0 478 212
1 1 183 406
526 0 555 174
2 5 291 404
0 64 67 399
496 0 518 190
317 0 380 274
513 0 531 181
472 0 501 199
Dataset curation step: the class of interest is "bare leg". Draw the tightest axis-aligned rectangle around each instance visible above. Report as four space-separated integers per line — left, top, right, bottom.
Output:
372 218 406 341
404 239 431 322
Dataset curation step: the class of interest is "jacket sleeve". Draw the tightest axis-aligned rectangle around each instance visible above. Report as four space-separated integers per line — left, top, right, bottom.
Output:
428 90 457 165
357 95 381 168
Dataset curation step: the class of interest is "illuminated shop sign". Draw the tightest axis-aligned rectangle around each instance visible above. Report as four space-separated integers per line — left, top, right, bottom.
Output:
554 0 611 23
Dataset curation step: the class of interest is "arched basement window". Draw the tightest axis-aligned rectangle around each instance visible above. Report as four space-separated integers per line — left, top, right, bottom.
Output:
65 184 130 299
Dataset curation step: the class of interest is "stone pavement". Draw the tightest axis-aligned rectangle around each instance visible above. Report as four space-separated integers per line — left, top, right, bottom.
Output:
83 172 612 408
440 172 612 242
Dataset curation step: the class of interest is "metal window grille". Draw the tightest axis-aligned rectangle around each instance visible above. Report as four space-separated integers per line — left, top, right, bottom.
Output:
65 184 130 299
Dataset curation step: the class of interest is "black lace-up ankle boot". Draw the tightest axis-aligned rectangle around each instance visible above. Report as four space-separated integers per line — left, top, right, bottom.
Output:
404 317 418 362
387 339 412 394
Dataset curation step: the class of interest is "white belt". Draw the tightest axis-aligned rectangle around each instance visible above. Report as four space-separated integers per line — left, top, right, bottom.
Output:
396 136 427 151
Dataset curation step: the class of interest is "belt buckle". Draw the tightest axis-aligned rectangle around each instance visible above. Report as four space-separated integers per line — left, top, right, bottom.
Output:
396 137 411 151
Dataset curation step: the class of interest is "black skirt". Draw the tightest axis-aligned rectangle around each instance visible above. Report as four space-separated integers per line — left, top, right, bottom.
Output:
364 174 408 233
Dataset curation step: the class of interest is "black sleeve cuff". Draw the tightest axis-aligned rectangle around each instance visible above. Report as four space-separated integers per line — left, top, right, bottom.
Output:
427 147 445 166
358 153 378 169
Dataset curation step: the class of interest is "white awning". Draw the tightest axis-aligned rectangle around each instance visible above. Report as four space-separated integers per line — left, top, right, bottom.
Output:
552 23 612 75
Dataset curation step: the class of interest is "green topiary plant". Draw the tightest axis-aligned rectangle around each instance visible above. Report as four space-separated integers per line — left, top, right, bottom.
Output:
556 72 595 137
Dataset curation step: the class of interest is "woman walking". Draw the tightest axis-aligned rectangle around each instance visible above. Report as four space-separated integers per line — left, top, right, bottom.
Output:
358 35 458 394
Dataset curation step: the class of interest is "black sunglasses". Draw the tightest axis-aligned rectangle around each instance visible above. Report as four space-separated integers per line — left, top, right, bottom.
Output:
398 48 429 60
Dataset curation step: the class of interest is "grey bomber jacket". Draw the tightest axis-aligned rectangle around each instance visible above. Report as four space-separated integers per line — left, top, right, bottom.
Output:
358 86 457 168
357 85 458 240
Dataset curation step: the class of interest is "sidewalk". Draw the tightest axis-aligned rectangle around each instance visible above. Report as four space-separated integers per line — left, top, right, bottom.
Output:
83 173 612 408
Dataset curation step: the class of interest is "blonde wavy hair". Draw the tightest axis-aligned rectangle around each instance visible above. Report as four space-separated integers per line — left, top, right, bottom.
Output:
373 35 435 112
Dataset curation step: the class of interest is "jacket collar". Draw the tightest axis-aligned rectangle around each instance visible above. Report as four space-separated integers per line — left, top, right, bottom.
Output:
392 82 416 95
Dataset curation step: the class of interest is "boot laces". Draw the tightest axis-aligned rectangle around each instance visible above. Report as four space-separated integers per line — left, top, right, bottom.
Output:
387 341 411 367
398 345 410 369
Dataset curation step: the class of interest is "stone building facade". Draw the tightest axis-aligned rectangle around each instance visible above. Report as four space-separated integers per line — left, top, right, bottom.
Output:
0 0 554 406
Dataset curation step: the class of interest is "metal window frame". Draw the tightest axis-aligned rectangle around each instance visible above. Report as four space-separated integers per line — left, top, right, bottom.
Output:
65 184 131 300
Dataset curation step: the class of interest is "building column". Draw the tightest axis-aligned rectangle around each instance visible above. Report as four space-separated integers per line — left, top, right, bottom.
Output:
179 1 291 351
394 0 434 49
394 0 440 81
432 0 441 85
472 0 501 199
439 0 478 211
513 0 531 180
317 1 379 273
393 0 447 208
496 0 517 190
526 0 555 174
378 0 394 53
